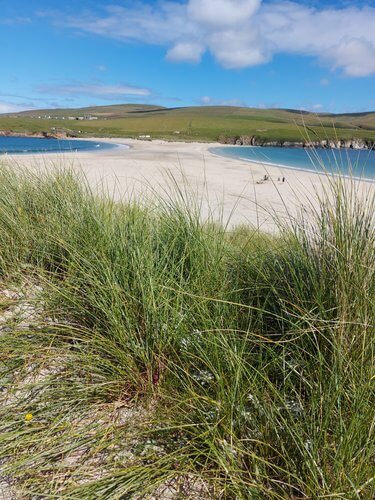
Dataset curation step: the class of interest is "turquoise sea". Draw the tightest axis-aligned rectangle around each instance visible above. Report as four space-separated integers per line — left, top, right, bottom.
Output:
210 146 375 181
0 136 118 154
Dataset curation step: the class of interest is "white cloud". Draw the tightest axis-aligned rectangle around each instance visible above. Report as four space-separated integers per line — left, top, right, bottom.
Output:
53 1 375 76
323 38 375 77
35 83 151 100
259 3 375 77
187 0 261 28
0 101 31 114
200 96 212 105
199 96 246 106
60 3 191 45
167 42 204 63
207 29 270 68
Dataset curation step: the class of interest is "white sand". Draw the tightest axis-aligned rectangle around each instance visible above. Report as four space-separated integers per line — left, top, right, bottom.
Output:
5 137 372 232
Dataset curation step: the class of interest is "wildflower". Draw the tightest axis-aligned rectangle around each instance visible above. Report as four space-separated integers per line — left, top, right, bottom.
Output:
280 397 304 418
219 438 237 457
192 369 214 387
247 393 264 415
206 403 221 422
180 329 204 350
25 413 33 422
304 439 313 453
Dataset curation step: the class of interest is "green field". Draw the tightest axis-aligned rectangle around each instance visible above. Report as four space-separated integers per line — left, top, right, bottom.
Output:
2 104 375 142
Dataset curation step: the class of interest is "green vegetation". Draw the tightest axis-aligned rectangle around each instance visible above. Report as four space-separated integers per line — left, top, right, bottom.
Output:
2 104 375 142
0 164 374 498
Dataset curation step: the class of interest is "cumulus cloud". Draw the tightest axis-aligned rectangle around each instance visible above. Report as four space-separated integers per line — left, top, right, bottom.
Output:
53 0 375 76
35 83 152 100
167 42 204 63
187 0 261 28
322 38 375 77
260 2 375 77
208 29 270 68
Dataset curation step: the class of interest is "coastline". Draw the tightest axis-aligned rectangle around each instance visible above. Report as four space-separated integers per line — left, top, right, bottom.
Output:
0 136 124 155
209 146 375 184
3 137 372 232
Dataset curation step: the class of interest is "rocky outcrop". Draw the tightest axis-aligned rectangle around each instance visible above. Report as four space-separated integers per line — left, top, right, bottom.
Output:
218 134 375 150
0 130 67 139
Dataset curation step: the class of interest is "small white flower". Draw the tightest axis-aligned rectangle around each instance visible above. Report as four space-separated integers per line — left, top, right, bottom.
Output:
220 439 237 457
304 439 313 452
192 369 215 386
282 397 304 418
180 329 204 350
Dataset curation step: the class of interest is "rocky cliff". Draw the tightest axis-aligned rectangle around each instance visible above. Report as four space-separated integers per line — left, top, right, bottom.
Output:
218 135 375 150
0 130 74 139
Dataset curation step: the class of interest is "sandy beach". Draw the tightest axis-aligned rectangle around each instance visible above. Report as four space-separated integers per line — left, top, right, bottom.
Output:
5 137 371 232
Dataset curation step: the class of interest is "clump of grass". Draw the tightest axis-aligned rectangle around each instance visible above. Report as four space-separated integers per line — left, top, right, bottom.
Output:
0 163 373 498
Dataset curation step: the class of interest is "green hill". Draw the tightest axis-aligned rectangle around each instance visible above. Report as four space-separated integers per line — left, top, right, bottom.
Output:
2 104 375 143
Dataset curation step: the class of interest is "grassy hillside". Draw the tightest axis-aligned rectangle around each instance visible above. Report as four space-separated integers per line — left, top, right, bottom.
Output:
0 164 374 498
2 104 375 142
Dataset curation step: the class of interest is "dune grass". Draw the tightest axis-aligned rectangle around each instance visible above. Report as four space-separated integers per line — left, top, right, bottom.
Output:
0 164 374 498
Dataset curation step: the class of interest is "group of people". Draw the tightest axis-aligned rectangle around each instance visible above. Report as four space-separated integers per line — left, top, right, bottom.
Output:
262 174 286 182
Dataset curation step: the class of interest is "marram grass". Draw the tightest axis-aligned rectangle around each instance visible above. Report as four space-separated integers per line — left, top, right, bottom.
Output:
0 164 373 498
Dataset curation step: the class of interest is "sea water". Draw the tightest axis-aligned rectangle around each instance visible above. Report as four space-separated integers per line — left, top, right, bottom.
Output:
210 146 375 181
0 136 119 154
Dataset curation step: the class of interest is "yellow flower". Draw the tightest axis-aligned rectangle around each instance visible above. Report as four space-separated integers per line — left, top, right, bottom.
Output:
25 413 33 422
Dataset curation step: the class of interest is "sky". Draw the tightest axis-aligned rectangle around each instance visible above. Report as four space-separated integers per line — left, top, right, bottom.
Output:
1 0 375 113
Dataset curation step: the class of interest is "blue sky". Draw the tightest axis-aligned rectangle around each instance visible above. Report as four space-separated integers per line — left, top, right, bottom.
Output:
1 0 375 113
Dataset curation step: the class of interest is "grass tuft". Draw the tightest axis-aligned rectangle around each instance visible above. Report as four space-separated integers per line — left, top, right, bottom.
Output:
0 163 373 498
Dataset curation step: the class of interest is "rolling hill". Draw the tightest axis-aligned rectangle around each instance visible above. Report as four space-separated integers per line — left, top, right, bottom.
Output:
2 104 375 144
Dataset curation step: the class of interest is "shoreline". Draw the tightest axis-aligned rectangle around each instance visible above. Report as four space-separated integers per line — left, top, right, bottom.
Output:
2 136 372 232
0 136 126 156
2 135 374 183
1 130 375 150
209 146 375 184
